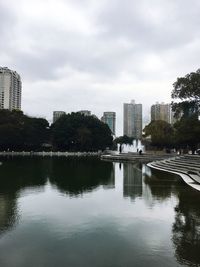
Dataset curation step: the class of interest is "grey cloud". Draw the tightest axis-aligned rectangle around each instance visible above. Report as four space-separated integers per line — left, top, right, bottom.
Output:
3 0 199 82
96 0 200 51
0 3 17 48
1 0 200 135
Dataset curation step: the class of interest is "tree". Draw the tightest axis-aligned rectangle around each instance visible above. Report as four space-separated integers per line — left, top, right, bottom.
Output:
174 114 200 153
172 69 200 117
51 112 113 151
114 135 134 145
143 120 174 149
22 117 49 150
0 110 49 151
171 69 200 153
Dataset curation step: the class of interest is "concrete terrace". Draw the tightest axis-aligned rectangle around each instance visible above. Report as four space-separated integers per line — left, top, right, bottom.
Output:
148 155 200 192
101 152 175 163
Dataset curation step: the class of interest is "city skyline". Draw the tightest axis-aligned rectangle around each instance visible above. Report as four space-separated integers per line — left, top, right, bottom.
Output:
0 66 177 136
1 0 200 136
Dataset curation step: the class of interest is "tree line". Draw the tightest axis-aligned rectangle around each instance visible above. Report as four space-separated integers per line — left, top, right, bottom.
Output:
0 111 113 151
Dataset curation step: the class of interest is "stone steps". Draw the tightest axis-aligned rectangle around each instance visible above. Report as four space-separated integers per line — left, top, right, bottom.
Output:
101 153 175 162
148 155 200 192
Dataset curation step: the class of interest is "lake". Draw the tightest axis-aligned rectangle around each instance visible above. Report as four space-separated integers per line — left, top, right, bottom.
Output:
0 157 200 267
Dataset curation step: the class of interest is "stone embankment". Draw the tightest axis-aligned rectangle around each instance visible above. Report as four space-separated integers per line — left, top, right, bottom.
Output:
148 155 200 191
0 151 101 157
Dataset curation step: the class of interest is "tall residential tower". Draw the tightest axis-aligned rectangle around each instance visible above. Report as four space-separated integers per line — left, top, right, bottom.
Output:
123 100 142 139
151 102 173 124
101 112 116 135
0 67 22 110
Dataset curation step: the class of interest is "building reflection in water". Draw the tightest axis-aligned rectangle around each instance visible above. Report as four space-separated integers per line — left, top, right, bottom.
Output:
123 162 142 201
103 163 115 189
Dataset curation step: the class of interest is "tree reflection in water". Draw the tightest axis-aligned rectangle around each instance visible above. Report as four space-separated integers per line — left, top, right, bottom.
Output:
48 157 115 196
1 158 200 266
0 157 114 235
144 166 200 266
143 168 182 200
172 189 200 266
0 157 48 235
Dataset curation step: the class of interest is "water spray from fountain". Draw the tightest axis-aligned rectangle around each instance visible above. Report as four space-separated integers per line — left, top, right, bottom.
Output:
118 140 145 154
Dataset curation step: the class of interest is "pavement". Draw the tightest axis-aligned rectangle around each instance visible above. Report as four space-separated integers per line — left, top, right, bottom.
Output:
101 152 175 163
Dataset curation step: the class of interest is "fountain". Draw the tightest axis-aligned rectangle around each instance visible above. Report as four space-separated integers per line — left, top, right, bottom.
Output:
118 140 145 154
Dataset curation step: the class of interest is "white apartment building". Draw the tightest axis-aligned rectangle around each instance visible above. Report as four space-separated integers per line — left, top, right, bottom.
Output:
0 67 22 110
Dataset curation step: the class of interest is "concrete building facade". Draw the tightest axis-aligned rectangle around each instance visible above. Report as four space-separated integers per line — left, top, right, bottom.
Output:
0 67 22 110
151 102 173 124
101 112 116 135
123 100 142 139
78 110 91 116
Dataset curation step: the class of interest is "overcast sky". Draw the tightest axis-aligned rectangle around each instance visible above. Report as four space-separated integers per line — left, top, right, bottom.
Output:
1 0 200 135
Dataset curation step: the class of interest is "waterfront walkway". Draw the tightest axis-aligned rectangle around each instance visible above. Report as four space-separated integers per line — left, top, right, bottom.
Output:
147 155 200 192
101 152 175 163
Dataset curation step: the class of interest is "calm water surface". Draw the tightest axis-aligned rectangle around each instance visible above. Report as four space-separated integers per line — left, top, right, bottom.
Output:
0 157 200 267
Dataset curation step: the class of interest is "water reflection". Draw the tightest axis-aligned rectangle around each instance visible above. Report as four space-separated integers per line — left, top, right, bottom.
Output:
48 157 115 196
0 158 200 267
172 189 200 266
123 162 142 201
0 158 48 234
142 166 200 266
0 157 47 194
0 195 17 235
143 168 182 200
0 157 115 234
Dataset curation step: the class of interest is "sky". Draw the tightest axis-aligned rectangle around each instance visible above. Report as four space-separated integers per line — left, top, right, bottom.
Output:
1 0 200 135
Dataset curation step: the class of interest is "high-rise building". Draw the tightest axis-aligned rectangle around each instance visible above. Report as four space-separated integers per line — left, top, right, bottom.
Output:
53 111 66 123
101 112 116 135
151 102 172 124
78 110 91 116
123 100 142 139
0 67 22 110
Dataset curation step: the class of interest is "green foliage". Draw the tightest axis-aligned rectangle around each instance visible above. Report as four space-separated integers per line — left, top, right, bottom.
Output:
114 135 133 145
172 69 200 117
171 69 200 152
174 115 200 152
51 112 113 151
143 120 174 148
0 110 49 151
23 117 49 150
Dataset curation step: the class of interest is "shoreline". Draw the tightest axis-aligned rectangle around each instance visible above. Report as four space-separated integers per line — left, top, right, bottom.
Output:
0 151 101 157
